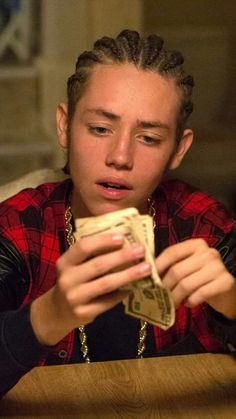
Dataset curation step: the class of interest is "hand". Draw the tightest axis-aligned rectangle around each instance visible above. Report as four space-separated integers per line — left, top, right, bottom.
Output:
30 233 151 345
156 238 236 319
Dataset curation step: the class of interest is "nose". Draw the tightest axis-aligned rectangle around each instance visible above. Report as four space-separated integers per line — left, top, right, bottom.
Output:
105 131 134 170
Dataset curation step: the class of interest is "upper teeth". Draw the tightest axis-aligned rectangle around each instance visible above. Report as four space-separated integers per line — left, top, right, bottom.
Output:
106 183 122 189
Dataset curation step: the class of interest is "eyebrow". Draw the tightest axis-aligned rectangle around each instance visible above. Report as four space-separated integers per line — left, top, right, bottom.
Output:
138 120 169 130
85 108 119 121
85 108 170 130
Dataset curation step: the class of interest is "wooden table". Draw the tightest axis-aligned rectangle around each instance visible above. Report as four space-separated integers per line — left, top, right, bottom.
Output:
1 353 236 418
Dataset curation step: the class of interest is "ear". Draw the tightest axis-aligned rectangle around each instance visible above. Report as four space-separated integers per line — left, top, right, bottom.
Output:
169 129 193 170
56 103 69 149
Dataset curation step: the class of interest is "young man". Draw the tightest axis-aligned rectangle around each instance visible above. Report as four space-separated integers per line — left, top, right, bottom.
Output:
0 30 236 396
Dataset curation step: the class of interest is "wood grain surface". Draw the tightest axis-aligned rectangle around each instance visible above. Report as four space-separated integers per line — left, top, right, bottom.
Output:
1 353 236 418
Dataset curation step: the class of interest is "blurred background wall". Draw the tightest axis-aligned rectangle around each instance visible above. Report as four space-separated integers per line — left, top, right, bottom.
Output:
0 0 235 212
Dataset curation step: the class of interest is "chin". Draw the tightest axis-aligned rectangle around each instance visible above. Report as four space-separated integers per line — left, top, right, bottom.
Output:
91 202 132 217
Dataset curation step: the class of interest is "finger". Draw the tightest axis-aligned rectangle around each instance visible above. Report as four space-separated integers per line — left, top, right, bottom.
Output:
184 273 235 308
72 289 130 324
57 233 124 271
81 242 146 282
156 238 208 276
170 257 228 307
59 242 146 290
66 260 151 305
162 247 220 290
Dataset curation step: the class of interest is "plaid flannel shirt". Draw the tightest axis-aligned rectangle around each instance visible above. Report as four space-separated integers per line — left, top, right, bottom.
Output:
0 178 235 365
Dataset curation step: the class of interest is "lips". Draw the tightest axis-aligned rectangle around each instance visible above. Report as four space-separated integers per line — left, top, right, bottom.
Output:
96 177 132 190
95 177 132 200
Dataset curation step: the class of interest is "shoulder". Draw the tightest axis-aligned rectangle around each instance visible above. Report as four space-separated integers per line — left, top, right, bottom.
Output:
0 179 71 212
154 179 235 245
0 179 72 242
156 178 216 209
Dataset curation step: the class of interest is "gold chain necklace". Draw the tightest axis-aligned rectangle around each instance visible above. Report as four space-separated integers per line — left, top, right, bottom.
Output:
65 200 156 363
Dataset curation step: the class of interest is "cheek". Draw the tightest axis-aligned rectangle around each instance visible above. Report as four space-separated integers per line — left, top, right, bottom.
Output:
137 154 163 175
69 143 102 180
136 154 170 188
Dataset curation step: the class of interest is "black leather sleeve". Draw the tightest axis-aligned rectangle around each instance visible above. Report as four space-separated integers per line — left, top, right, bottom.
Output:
209 225 236 350
216 224 236 276
0 236 52 397
0 235 29 311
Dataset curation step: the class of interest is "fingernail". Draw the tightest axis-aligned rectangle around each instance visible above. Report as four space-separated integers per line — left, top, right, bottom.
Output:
111 233 124 243
139 262 151 274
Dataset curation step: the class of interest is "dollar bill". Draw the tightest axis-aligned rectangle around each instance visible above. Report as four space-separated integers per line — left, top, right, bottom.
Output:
74 207 175 329
123 287 174 330
75 208 154 289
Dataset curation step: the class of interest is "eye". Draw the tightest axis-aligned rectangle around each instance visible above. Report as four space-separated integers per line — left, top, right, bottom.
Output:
139 135 161 146
88 126 110 135
143 136 155 144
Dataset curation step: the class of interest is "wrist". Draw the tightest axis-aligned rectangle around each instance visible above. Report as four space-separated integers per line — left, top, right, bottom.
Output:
30 288 71 346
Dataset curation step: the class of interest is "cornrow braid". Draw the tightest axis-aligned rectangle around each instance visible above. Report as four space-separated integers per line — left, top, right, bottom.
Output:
141 34 164 67
94 36 125 62
159 50 184 72
116 30 142 64
67 29 194 139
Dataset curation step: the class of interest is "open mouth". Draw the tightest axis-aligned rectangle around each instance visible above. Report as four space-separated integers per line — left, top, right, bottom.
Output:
99 182 128 190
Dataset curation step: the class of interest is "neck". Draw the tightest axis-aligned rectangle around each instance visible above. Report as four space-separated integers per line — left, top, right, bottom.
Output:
70 189 151 220
70 190 91 219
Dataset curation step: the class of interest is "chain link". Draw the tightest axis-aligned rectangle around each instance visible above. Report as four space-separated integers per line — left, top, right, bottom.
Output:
65 204 149 363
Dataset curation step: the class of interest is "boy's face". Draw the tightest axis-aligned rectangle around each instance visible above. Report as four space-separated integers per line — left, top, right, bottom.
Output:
57 64 193 218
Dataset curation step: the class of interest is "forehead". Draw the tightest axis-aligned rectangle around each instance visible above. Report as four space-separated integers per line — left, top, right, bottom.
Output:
77 64 181 124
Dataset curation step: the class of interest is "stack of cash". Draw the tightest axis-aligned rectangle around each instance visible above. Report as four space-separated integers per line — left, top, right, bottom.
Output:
75 208 175 330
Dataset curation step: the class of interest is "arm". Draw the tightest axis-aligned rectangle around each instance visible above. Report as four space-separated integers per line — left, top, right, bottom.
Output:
0 231 151 395
0 236 53 396
30 232 151 346
0 305 52 397
207 226 236 350
155 227 236 347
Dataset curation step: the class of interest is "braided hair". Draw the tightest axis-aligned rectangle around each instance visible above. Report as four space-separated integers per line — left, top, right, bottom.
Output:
67 29 194 141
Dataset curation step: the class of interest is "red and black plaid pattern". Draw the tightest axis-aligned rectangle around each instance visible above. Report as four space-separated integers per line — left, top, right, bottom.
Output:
153 179 235 353
0 178 235 364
